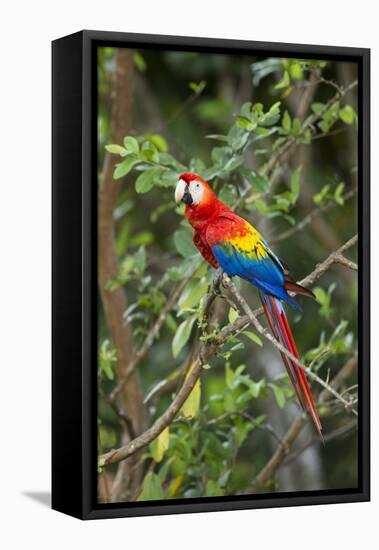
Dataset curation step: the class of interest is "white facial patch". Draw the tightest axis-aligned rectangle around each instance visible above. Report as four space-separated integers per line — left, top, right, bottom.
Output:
188 179 204 205
175 179 186 203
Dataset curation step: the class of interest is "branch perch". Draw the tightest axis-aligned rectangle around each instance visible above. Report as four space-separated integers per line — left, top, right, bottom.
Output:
99 234 358 467
222 275 357 414
100 279 221 466
110 274 192 401
250 354 357 492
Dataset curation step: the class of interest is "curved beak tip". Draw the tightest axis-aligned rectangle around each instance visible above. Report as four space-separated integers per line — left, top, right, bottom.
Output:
175 179 186 204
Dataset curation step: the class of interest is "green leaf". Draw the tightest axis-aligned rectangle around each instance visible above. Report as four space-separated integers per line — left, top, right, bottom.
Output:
292 117 301 136
313 184 331 205
119 255 135 278
135 168 160 193
269 101 281 113
311 102 325 114
105 144 128 156
225 363 235 390
180 362 201 417
174 229 198 257
334 182 345 205
237 116 255 131
178 277 208 310
181 378 201 418
141 140 159 162
240 101 252 118
318 120 330 133
252 102 264 116
114 158 140 179
339 105 356 124
218 184 237 206
275 70 290 90
289 61 303 80
227 125 249 150
167 255 203 282
269 383 286 408
150 427 170 463
99 339 117 380
172 315 196 358
159 153 184 170
133 52 146 72
228 307 239 323
252 58 282 86
189 80 206 94
205 480 224 497
314 282 336 320
290 167 301 203
303 128 312 144
241 169 269 193
282 110 291 132
243 331 263 346
133 245 146 274
247 378 266 398
273 136 287 150
145 134 169 153
97 457 105 474
137 472 163 501
123 136 140 154
318 101 340 134
154 170 178 188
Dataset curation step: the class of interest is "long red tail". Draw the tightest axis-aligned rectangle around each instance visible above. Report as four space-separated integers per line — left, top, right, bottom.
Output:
260 292 323 439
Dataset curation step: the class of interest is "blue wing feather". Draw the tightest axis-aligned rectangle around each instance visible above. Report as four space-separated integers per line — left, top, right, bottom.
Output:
212 243 300 310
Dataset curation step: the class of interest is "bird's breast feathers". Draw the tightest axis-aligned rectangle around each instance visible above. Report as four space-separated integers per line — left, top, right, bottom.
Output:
205 214 268 260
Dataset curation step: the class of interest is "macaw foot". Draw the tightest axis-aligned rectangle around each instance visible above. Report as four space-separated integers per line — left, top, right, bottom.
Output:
221 271 232 285
221 272 232 285
214 269 232 292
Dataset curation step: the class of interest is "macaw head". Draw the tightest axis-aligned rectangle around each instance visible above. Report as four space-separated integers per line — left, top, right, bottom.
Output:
174 173 215 208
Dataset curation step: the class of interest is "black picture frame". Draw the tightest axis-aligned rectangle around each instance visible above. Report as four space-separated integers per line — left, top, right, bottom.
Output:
52 30 370 520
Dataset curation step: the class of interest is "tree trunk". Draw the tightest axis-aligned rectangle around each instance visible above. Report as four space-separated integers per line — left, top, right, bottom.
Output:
98 48 147 502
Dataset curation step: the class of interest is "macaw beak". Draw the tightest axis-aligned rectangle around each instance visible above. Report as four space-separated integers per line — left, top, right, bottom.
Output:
175 179 193 205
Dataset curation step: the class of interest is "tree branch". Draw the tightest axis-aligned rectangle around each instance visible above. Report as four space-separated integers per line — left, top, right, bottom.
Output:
223 275 357 413
299 234 357 287
262 80 358 179
98 49 147 500
109 274 192 401
99 233 358 467
282 418 357 467
249 354 357 492
100 278 221 466
216 233 358 363
270 188 357 243
296 67 321 123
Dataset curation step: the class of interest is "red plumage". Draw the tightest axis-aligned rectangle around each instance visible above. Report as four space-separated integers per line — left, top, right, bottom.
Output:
176 172 322 437
261 294 323 438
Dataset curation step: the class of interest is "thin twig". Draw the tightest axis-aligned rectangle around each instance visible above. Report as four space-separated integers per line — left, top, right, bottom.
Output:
333 255 358 271
271 188 357 243
100 279 221 466
110 275 192 401
299 234 357 287
246 354 357 492
99 385 136 438
262 80 358 178
223 275 357 414
99 235 358 467
282 419 357 466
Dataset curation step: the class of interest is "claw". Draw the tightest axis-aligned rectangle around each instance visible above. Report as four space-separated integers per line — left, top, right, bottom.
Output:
222 272 232 287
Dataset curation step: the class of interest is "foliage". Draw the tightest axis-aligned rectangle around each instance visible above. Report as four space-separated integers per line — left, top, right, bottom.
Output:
97 48 359 502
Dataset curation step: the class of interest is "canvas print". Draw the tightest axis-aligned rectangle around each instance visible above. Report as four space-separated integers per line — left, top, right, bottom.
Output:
97 46 358 504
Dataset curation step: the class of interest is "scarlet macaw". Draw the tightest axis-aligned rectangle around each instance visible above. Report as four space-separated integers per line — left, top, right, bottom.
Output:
175 172 322 437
